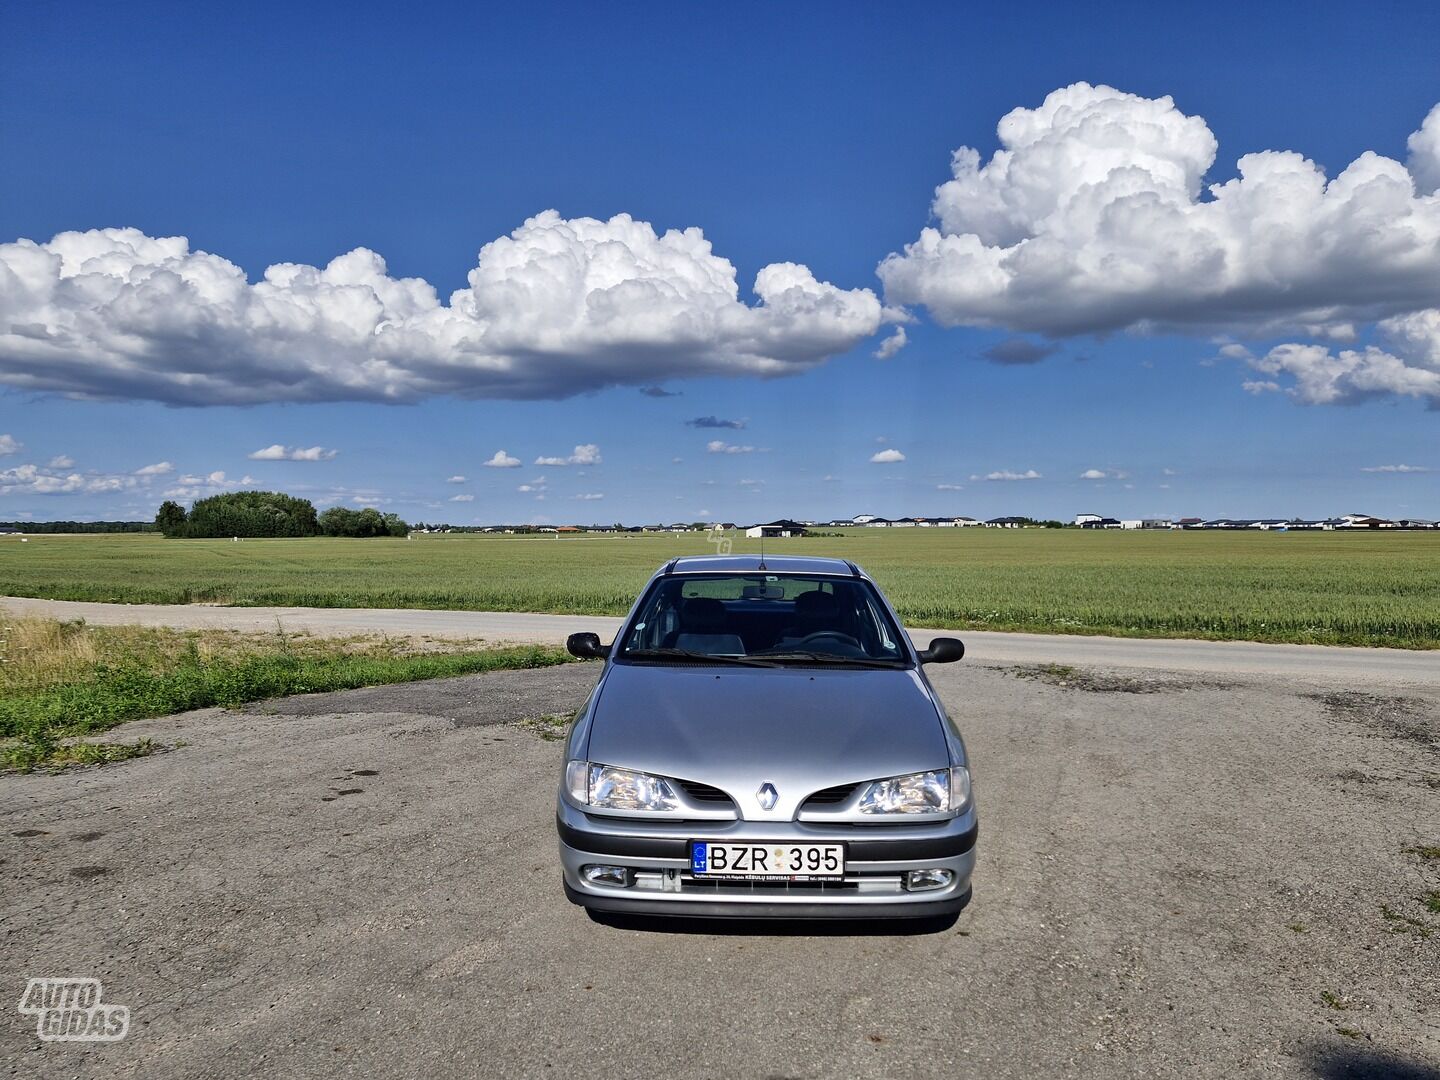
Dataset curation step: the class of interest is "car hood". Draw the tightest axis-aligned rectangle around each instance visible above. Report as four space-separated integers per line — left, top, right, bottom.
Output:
584 663 948 821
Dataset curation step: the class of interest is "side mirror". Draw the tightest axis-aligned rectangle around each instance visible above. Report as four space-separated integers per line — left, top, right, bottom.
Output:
566 632 611 660
917 636 964 664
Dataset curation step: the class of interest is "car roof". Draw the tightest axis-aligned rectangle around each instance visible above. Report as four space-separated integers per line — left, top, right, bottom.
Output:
663 554 865 578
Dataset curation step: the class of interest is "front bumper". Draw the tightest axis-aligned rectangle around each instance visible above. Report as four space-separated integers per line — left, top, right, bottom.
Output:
557 800 977 919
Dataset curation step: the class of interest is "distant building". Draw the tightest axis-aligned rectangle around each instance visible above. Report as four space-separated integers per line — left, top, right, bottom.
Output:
1074 513 1103 526
985 517 1027 528
745 519 808 539
1080 517 1121 529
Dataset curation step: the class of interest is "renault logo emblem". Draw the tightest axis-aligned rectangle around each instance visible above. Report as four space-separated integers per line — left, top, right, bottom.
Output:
756 783 778 810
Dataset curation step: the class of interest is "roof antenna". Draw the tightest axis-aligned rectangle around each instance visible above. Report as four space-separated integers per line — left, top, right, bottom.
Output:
757 527 767 571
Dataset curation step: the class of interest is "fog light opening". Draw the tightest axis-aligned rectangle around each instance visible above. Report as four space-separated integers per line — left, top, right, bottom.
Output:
582 864 632 888
905 868 954 892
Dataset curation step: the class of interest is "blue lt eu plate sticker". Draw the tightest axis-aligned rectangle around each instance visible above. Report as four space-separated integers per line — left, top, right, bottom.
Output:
691 842 708 873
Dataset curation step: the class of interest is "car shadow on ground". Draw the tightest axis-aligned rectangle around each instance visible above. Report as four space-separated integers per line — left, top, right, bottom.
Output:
1307 1044 1440 1080
583 893 969 937
585 909 961 936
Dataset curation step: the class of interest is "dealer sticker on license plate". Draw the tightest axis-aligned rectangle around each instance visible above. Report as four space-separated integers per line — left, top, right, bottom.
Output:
690 841 844 880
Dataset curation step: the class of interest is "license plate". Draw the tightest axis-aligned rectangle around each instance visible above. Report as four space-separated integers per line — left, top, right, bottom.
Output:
690 841 845 880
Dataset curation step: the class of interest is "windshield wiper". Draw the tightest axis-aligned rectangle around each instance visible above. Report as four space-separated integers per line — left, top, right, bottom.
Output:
622 648 779 668
752 651 908 669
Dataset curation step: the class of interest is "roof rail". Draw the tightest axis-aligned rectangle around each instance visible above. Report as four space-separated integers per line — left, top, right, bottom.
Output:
844 560 862 577
661 557 679 575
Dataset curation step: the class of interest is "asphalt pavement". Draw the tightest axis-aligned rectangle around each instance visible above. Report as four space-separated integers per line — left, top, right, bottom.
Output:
3 655 1438 1078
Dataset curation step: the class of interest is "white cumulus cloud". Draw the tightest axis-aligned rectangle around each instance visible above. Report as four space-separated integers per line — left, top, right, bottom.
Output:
162 470 256 499
483 450 522 468
979 469 1041 481
573 492 605 500
446 474 467 483
1360 463 1430 473
248 444 337 461
879 84 1440 340
449 493 475 502
873 326 908 359
707 440 756 455
0 434 20 456
1408 103 1440 196
0 212 883 405
869 448 906 463
537 444 602 466
47 454 75 468
0 462 141 496
134 461 173 475
1080 468 1128 480
1240 308 1440 405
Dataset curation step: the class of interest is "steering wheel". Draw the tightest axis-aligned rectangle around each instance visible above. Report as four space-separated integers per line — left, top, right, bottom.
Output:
796 631 859 647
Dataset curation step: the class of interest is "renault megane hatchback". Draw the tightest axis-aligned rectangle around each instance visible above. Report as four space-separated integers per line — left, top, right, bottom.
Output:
556 555 976 920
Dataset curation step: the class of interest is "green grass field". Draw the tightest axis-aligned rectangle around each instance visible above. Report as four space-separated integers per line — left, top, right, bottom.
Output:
3 528 1439 647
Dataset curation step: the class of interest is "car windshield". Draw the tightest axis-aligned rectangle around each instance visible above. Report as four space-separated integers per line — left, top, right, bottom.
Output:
616 573 909 665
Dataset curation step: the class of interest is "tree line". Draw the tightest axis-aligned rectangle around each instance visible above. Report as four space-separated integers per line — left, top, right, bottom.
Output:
156 492 409 538
0 520 157 533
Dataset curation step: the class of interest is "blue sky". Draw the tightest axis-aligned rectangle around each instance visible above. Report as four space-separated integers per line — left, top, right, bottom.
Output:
2 0 1438 524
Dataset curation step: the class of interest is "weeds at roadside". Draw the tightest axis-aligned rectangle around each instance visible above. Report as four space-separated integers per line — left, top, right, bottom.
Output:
513 712 574 742
3 736 161 773
1319 991 1353 1011
1379 904 1434 938
1 613 571 773
1403 844 1440 861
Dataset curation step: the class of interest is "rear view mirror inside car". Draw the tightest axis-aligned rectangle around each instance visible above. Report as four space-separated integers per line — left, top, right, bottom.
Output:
741 584 786 600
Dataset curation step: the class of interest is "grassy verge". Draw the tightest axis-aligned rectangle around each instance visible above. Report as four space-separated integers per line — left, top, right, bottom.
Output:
1 614 571 773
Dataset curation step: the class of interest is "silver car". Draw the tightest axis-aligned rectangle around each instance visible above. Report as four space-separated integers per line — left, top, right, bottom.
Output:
556 554 976 921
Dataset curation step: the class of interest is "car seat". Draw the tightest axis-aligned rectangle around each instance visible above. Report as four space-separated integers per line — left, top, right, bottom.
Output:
668 596 746 655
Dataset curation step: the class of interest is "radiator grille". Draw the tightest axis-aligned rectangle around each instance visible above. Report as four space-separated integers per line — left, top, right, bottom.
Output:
674 779 736 808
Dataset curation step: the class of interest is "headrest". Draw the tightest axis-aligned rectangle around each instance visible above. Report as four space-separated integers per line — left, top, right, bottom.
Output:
793 590 840 620
680 596 727 632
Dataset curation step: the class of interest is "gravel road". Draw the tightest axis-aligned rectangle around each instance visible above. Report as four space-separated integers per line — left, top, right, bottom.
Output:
5 595 1440 687
3 655 1438 1078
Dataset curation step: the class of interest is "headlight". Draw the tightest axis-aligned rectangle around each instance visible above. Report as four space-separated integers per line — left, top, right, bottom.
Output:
858 766 970 815
565 761 680 812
